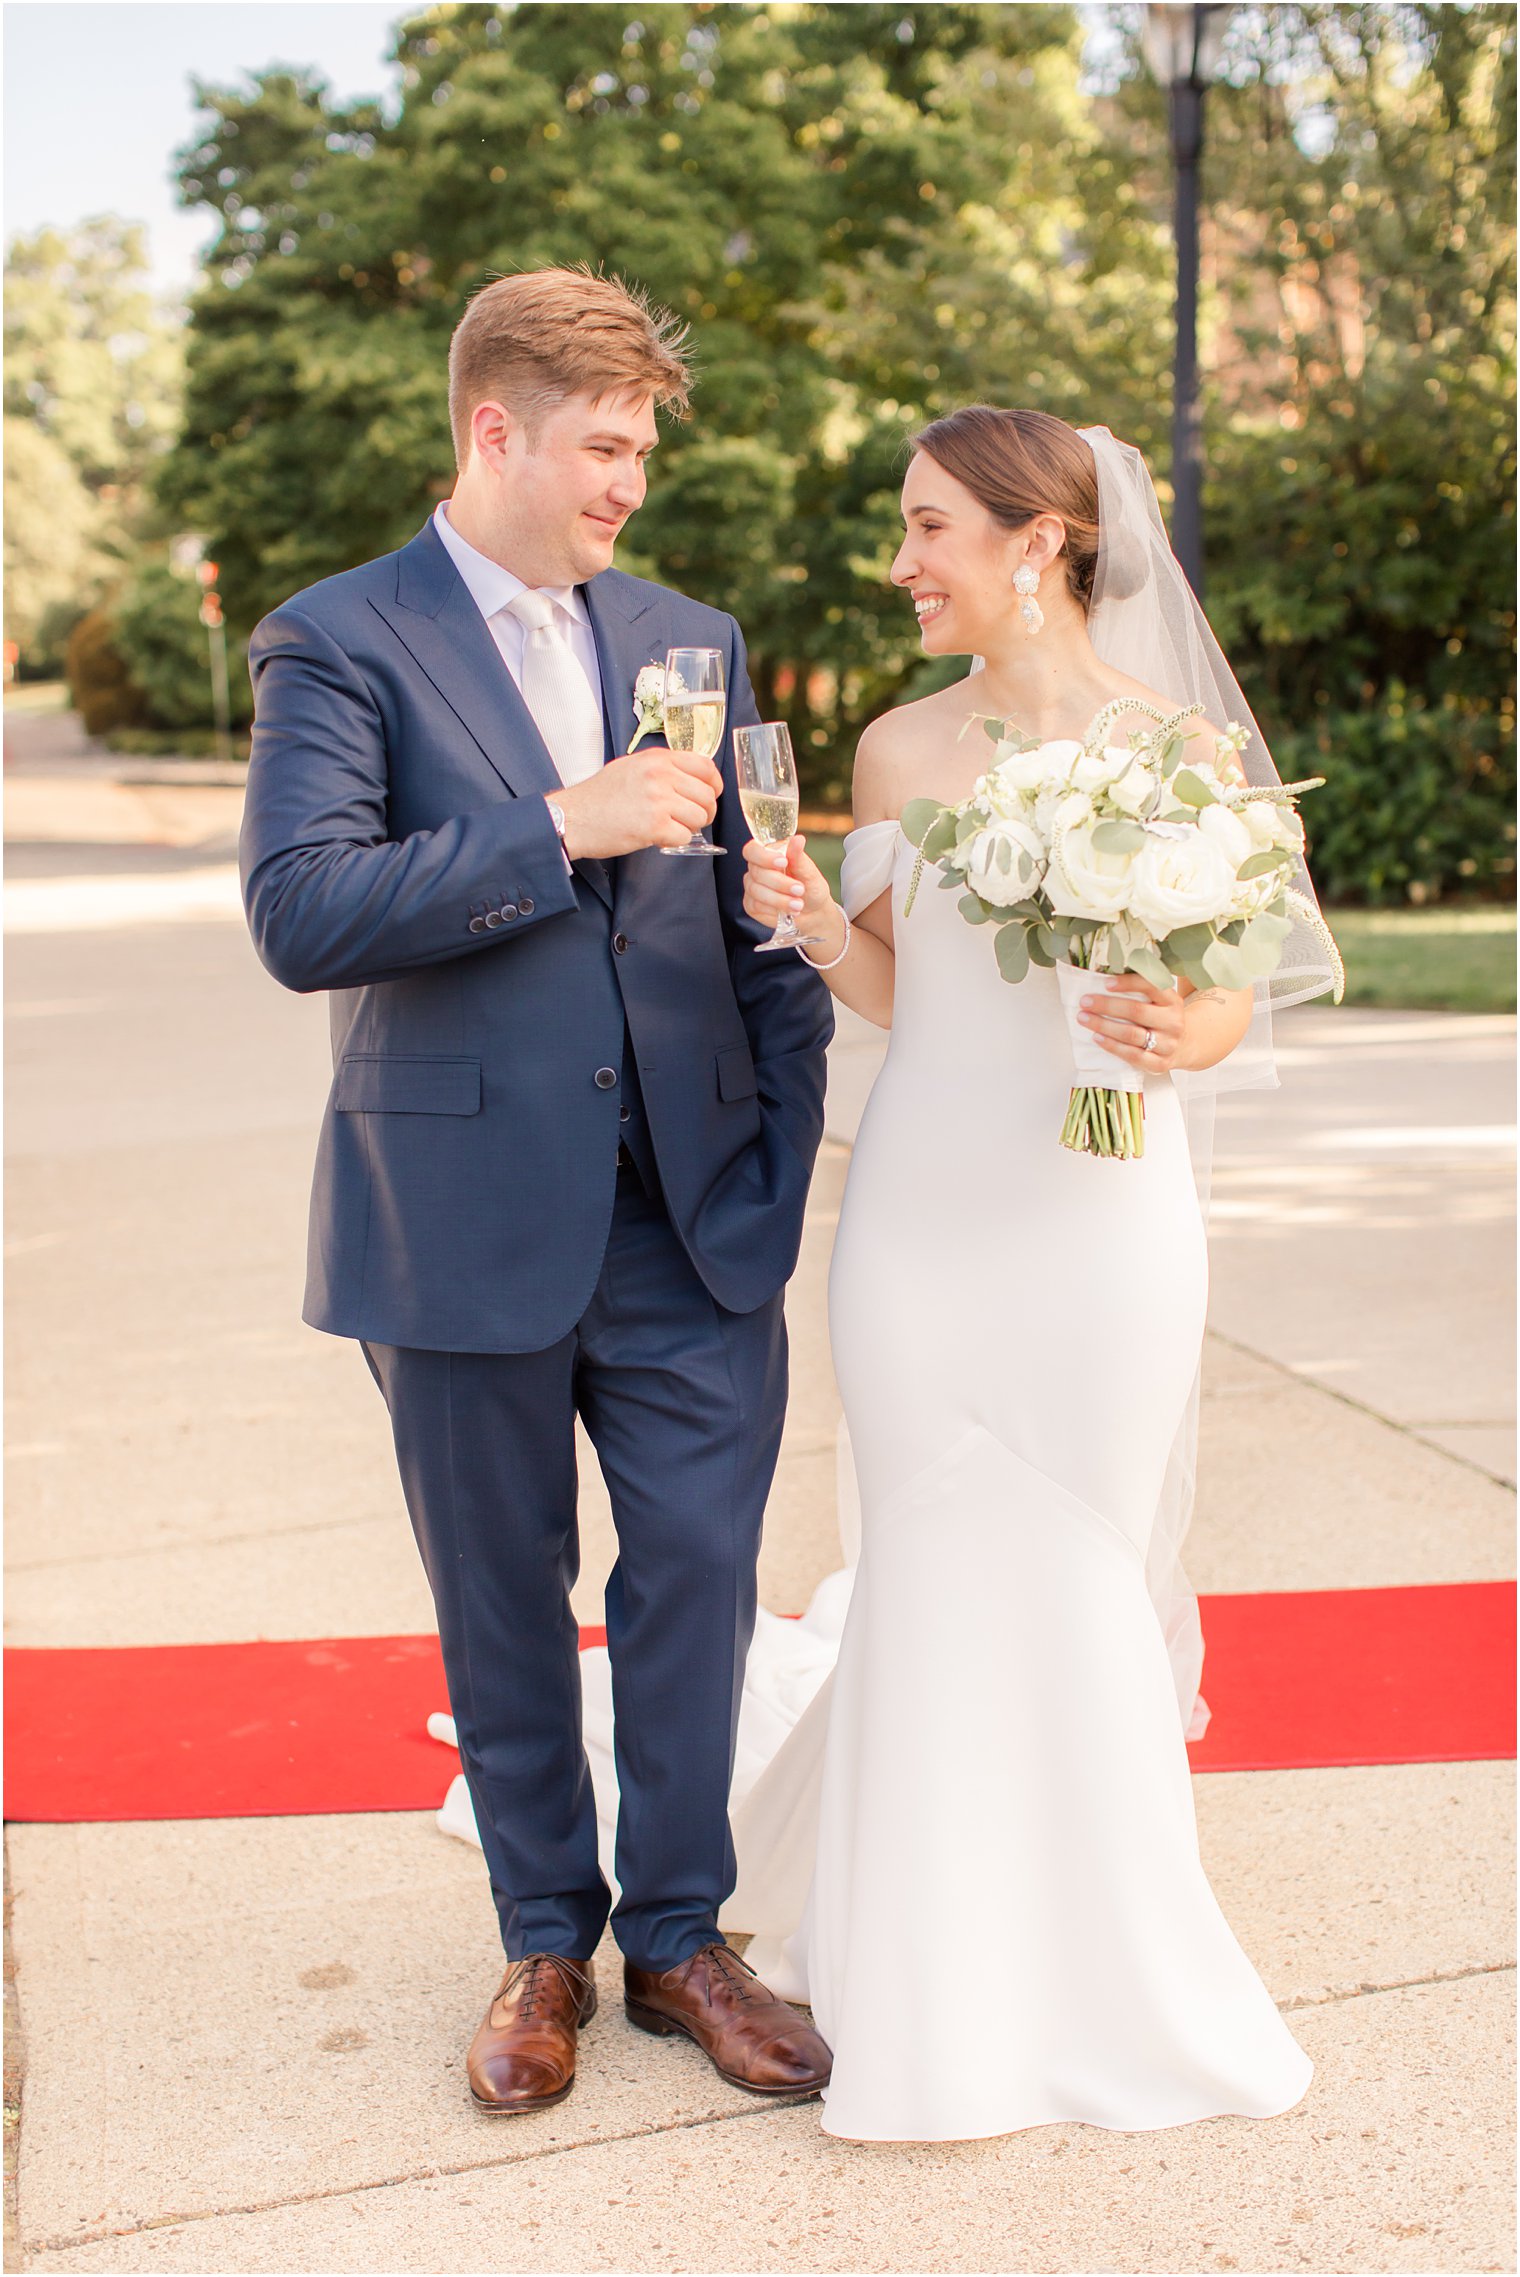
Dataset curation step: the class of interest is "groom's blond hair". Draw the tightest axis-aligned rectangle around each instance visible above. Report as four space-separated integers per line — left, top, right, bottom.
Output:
448 266 692 467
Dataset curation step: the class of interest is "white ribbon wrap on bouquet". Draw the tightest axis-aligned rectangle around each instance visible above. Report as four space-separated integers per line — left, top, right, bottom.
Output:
1054 960 1146 1094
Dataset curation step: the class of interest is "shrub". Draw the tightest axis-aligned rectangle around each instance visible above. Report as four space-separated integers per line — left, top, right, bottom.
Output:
1279 688 1517 906
64 607 149 736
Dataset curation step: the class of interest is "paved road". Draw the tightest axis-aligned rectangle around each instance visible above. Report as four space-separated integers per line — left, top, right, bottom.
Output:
5 721 1514 2274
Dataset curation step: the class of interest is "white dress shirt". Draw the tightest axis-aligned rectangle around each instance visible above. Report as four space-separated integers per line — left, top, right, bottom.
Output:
432 502 607 771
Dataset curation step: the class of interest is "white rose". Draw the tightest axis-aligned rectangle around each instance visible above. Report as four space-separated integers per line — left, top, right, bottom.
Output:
988 749 1048 798
1240 799 1277 849
1240 797 1306 855
1045 821 1136 922
1107 760 1158 817
1072 744 1134 794
1197 801 1253 868
989 736 1082 800
962 816 1047 906
1126 831 1238 936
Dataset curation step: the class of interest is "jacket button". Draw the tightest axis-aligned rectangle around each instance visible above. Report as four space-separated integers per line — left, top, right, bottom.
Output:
518 897 535 916
594 1067 618 1090
468 916 487 933
499 904 518 921
619 1105 631 1123
613 932 629 954
484 911 503 929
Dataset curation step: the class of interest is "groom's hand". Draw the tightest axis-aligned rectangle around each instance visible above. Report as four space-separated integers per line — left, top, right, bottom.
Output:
552 745 722 858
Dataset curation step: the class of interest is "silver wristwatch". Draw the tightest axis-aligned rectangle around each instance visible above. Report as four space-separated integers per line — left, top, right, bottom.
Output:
546 798 568 849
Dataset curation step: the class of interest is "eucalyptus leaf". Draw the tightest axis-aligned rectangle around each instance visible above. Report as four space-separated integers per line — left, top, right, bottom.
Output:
959 894 992 925
1232 911 1293 979
938 867 963 891
922 813 958 860
1090 817 1147 855
982 716 1005 743
900 798 942 848
1167 922 1214 961
995 923 1030 983
1245 911 1293 950
1202 939 1250 989
1124 943 1172 990
1171 769 1217 808
1029 927 1057 967
1236 848 1289 880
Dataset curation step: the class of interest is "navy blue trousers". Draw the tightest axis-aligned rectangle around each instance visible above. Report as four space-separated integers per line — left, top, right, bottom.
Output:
363 1165 788 1971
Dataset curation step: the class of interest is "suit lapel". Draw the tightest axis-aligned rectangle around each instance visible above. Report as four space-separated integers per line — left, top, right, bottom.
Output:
370 525 563 801
371 523 627 904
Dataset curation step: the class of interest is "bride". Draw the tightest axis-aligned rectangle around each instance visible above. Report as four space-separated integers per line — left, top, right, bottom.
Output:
732 406 1334 2144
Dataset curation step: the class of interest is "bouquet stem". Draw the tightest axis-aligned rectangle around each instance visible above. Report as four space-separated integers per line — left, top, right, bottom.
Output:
1060 1082 1146 1160
1057 942 1147 1160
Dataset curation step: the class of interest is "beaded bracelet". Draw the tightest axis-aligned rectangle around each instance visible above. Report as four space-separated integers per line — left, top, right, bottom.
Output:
796 906 852 971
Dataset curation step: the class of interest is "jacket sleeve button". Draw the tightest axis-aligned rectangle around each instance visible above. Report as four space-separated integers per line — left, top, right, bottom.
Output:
468 916 487 933
518 897 535 916
499 904 518 921
484 912 503 929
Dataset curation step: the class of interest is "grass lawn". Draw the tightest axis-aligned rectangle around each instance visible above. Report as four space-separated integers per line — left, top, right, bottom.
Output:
3 680 68 714
1328 906 1515 1015
798 830 1513 1014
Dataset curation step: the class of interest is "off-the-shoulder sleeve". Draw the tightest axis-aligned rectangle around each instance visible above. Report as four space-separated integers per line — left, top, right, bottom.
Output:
839 820 902 919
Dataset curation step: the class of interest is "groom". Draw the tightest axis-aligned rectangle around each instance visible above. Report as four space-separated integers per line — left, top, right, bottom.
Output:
241 268 834 2112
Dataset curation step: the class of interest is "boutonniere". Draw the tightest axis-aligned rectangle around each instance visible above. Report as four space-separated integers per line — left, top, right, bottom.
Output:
627 662 666 749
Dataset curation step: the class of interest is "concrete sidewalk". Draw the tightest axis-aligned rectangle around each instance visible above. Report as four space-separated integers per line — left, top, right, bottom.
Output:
4 730 1515 2274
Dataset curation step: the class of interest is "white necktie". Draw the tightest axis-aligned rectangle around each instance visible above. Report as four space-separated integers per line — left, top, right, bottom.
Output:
501 588 604 787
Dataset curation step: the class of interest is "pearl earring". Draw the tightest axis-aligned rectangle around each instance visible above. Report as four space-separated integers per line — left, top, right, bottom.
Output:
1013 563 1044 636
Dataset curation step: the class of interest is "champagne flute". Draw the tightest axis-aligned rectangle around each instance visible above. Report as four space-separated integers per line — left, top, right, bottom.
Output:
659 646 727 856
734 722 821 953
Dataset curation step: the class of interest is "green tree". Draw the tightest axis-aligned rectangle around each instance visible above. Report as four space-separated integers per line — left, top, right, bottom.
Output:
4 218 184 668
157 3 1166 783
1108 2 1517 899
155 1 1513 893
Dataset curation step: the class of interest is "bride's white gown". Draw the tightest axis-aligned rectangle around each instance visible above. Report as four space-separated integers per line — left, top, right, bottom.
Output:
722 815 1313 2142
435 806 1313 2143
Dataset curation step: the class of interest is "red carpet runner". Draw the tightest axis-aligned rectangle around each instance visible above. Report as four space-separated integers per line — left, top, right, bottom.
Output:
5 1582 1513 1823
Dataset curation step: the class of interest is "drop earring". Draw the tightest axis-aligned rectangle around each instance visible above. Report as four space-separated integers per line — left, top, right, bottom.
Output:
1013 563 1044 635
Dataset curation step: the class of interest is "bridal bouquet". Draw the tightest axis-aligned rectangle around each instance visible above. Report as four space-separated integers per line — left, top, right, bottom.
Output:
901 698 1343 1160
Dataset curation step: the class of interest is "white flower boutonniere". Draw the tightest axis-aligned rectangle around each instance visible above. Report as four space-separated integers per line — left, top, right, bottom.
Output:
628 663 666 749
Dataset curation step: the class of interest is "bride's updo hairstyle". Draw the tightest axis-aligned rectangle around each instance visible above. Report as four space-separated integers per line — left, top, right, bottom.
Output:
910 406 1118 611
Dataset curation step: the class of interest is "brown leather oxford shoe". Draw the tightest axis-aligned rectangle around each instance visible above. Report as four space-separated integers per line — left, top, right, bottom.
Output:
624 1941 831 2097
466 1952 597 2115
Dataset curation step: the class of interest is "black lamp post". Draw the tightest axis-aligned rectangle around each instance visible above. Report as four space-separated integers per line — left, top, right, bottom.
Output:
1142 2 1231 600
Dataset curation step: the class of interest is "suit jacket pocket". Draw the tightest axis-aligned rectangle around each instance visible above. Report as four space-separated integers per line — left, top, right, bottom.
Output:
335 1054 482 1115
715 1044 759 1103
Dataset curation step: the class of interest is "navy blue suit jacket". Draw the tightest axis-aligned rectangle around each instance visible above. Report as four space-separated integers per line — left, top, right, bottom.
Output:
241 518 833 1352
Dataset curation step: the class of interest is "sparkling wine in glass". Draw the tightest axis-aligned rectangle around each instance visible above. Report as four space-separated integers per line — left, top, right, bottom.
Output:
660 646 726 857
734 722 820 954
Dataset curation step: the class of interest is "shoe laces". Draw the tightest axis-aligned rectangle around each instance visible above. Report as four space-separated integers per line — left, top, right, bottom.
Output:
696 1942 764 2006
500 1953 591 2021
